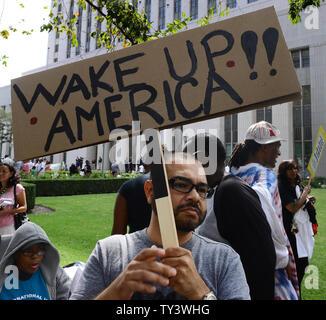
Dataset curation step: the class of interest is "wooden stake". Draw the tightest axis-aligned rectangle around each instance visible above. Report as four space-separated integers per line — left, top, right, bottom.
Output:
150 131 179 249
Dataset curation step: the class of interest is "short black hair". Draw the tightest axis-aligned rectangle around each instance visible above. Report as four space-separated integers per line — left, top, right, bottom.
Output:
183 133 226 167
149 151 198 180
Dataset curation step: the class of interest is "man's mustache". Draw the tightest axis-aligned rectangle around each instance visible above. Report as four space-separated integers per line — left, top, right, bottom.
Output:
176 202 203 215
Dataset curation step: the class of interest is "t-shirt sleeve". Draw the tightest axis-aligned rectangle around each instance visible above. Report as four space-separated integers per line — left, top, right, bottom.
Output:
69 242 107 300
118 180 130 199
216 248 251 300
15 183 25 195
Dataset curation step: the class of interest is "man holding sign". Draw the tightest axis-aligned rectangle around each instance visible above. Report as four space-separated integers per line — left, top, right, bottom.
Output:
70 152 250 300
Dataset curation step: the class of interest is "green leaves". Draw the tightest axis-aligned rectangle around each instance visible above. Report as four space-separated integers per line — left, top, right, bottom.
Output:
160 16 191 37
1 0 239 68
42 0 219 50
0 30 10 39
288 0 324 23
0 55 9 67
100 0 151 46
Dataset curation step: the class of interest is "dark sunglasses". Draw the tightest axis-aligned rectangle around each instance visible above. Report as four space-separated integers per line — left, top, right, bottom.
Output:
168 176 214 199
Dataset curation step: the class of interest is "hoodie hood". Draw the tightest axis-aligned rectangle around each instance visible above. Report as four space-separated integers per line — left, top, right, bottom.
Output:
0 222 60 289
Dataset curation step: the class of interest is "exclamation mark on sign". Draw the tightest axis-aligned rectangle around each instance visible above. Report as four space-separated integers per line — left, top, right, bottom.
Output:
241 31 258 80
263 27 279 76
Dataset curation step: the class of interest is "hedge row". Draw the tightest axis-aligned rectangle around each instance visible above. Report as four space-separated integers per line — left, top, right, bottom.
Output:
22 178 130 197
22 182 36 212
302 176 326 188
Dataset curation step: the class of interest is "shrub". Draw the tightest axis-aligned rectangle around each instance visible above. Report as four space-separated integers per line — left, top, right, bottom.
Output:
311 176 326 188
22 182 36 212
22 178 130 196
302 176 326 188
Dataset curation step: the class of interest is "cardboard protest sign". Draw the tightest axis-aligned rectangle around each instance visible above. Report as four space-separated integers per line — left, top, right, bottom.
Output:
307 125 326 178
11 6 301 161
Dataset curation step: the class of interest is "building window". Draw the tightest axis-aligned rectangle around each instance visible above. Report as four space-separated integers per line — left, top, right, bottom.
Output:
145 0 151 22
158 0 166 31
190 0 198 20
291 48 310 68
226 0 237 9
224 114 238 159
76 5 83 55
301 48 310 67
293 85 312 170
256 106 272 123
54 58 58 63
96 13 102 49
174 0 182 20
248 0 258 3
66 0 74 58
291 50 300 68
54 44 59 53
207 0 217 13
85 4 92 52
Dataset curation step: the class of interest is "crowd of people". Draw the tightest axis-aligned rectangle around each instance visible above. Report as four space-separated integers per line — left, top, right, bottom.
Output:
1 157 53 178
1 154 147 180
0 121 319 300
69 158 92 177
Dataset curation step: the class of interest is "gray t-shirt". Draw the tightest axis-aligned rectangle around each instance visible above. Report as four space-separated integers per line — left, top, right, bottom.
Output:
70 229 250 300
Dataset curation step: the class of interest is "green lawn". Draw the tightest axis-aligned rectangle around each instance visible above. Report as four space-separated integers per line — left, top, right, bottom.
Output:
28 190 325 300
28 194 116 265
301 189 326 300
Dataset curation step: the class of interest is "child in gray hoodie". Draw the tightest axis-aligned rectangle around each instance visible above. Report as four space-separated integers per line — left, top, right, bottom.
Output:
0 222 71 300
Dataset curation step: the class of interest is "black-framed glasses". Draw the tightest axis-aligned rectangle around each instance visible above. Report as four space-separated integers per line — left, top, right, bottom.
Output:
22 250 46 258
168 176 214 199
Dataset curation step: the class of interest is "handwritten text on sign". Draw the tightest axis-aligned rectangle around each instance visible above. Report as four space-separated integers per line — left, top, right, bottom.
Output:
11 7 301 160
308 126 326 178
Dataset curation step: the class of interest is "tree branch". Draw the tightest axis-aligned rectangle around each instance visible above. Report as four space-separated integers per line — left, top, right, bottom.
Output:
84 0 137 45
84 0 107 18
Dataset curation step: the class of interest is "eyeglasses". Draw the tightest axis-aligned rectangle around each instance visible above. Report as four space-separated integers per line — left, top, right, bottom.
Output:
22 250 46 258
168 176 214 199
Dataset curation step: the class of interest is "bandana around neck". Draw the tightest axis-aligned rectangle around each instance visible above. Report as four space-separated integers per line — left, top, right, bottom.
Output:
230 163 277 198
